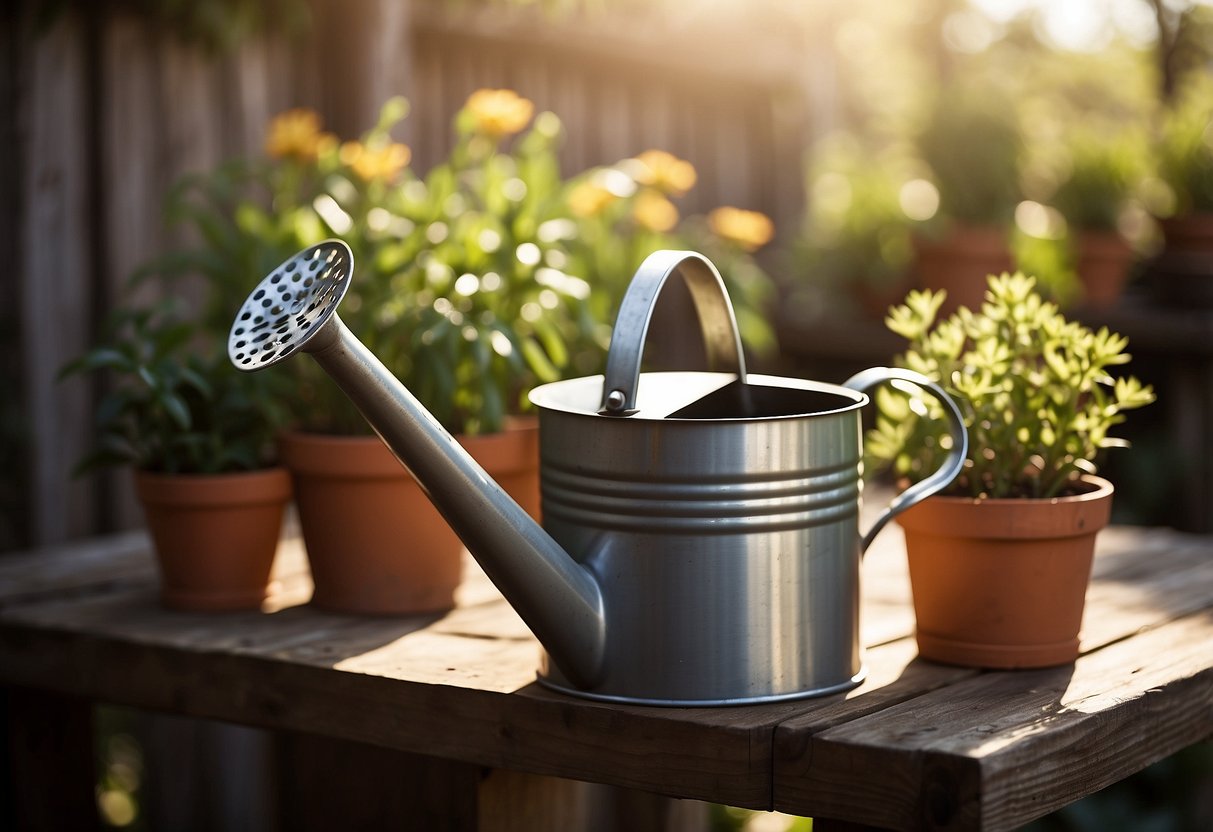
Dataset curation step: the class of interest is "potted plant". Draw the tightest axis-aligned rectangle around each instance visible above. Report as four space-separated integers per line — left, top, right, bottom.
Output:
62 304 291 611
865 273 1155 668
166 91 775 615
263 92 585 614
1152 73 1213 305
911 82 1022 313
1048 126 1149 307
790 135 915 319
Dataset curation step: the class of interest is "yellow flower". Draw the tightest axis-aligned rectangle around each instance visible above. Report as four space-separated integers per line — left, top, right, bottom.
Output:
633 190 679 232
632 150 697 197
464 89 534 138
265 108 334 162
340 140 412 183
708 206 775 252
567 181 618 217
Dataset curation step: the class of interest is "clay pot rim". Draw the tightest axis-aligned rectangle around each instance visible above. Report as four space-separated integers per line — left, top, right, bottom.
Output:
912 222 1013 253
134 466 292 506
896 475 1114 541
923 474 1114 508
280 418 539 478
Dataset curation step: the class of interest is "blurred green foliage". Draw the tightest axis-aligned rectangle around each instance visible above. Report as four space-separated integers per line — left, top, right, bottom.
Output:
33 0 311 51
789 1 1213 310
150 93 774 436
917 79 1024 228
61 303 289 474
1157 73 1213 216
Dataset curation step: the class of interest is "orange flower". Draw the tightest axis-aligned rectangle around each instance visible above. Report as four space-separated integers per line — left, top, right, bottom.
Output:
708 206 775 252
632 190 679 232
464 89 534 138
567 181 618 217
265 108 335 162
340 140 412 183
632 150 697 197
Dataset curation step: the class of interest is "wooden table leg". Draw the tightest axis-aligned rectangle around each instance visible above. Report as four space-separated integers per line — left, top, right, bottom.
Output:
275 731 481 830
1 684 97 831
273 731 706 831
813 819 894 832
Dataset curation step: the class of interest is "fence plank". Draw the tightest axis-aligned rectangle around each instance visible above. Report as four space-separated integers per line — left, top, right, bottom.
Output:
20 11 96 545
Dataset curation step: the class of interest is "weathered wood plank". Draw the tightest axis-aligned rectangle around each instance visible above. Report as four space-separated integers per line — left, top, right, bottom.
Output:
773 527 1213 827
3 520 1208 825
0 523 308 608
19 10 96 546
0 619 781 808
775 611 1213 831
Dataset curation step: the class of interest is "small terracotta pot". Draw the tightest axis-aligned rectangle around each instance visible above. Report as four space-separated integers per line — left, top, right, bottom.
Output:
913 224 1015 315
1160 214 1213 255
1150 214 1213 308
135 468 292 611
280 420 540 615
1074 231 1135 308
896 476 1114 669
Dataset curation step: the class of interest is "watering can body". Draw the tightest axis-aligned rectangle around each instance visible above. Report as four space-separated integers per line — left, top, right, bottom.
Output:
532 371 870 703
230 243 967 707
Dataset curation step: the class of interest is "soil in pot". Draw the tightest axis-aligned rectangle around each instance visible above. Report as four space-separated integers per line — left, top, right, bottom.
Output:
280 420 540 616
135 468 292 611
895 476 1114 669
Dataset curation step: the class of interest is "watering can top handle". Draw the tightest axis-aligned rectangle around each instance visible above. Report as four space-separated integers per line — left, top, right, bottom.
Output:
600 250 748 415
842 367 970 554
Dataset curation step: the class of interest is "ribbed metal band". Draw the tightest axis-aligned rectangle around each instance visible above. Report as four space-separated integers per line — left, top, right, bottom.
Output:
541 460 861 534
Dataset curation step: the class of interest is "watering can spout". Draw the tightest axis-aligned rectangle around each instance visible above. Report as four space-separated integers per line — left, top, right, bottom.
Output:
228 242 606 690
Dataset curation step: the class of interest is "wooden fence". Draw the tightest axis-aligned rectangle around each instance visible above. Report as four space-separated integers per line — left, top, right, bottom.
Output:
7 0 821 551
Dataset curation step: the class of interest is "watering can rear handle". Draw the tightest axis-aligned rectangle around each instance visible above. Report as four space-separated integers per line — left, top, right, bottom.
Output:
600 250 747 414
843 367 969 554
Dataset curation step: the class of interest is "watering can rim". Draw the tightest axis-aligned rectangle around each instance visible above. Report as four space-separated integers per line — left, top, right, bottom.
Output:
529 370 871 423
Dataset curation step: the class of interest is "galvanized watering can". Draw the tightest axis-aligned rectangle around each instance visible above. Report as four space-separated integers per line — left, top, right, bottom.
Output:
230 242 967 706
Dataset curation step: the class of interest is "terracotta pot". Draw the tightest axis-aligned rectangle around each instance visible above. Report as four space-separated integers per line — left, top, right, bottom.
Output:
913 225 1015 314
895 476 1114 669
280 419 540 615
1160 214 1213 255
1074 231 1135 308
1150 214 1213 308
135 468 292 611
852 273 916 321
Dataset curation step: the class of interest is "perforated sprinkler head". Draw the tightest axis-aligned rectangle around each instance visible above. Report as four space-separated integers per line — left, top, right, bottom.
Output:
229 240 353 371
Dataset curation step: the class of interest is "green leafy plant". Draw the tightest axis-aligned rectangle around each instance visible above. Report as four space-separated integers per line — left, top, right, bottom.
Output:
916 82 1023 229
558 149 777 363
34 0 312 52
1157 73 1213 217
791 135 915 307
145 93 775 436
866 272 1155 499
1049 127 1149 232
62 303 288 474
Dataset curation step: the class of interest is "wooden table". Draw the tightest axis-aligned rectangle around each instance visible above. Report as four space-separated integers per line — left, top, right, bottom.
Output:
1 517 1211 831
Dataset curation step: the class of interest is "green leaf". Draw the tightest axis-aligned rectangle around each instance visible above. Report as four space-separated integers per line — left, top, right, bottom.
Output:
159 390 192 431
